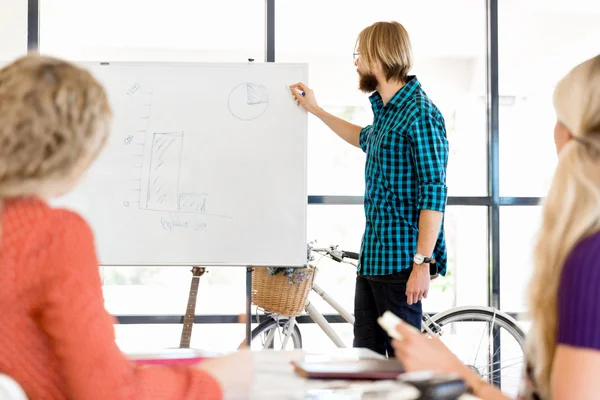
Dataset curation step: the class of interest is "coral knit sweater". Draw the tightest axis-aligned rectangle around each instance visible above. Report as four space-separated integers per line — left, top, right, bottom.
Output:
0 197 222 400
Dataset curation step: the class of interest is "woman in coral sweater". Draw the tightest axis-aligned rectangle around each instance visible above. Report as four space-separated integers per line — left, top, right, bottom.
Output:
0 54 251 400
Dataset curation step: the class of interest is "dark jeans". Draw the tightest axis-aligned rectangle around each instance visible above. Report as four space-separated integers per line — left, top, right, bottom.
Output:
353 272 422 358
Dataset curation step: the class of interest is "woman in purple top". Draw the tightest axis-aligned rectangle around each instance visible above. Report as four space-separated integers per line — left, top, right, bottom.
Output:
391 54 600 400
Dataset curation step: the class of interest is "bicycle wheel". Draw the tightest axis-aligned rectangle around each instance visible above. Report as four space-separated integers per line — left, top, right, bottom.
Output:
424 306 526 397
250 317 303 351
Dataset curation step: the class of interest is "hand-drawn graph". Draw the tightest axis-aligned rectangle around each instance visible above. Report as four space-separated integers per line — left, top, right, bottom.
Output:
122 81 231 221
145 132 184 211
133 131 230 218
228 82 269 121
137 131 209 214
122 82 153 210
179 192 207 213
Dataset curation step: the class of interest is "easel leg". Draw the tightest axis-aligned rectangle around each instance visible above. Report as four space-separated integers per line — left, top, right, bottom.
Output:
246 267 253 346
180 267 205 348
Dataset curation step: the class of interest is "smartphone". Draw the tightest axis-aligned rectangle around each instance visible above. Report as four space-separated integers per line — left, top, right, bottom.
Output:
398 371 468 400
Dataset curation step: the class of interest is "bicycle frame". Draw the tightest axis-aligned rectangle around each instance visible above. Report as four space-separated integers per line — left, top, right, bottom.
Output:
260 243 454 349
263 273 355 349
305 280 355 348
270 244 442 349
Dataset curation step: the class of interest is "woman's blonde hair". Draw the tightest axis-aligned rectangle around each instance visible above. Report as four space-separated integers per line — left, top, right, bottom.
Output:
355 21 412 83
0 54 111 241
527 54 600 398
0 54 111 199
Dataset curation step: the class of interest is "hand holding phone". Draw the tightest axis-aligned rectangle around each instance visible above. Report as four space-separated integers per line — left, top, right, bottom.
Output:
377 311 420 341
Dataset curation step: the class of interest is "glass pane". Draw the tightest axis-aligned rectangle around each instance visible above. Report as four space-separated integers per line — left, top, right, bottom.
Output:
0 0 27 61
40 0 264 62
305 204 364 329
500 206 542 312
306 205 488 324
438 207 488 310
102 266 247 315
277 0 487 196
499 1 600 196
115 324 246 353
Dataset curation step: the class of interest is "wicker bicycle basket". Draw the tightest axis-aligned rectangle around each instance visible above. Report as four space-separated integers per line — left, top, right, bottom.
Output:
251 266 315 317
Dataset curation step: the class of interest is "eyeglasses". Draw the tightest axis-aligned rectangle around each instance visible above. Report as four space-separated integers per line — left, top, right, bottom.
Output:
353 52 360 63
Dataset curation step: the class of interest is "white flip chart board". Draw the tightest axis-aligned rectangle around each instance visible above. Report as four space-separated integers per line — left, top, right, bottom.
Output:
55 62 308 266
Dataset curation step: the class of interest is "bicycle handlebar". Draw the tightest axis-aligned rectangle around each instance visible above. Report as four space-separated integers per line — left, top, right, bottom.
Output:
308 242 359 264
342 251 359 260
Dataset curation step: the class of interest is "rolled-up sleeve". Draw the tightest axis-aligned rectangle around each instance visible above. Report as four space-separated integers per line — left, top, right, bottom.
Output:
359 125 373 153
409 111 449 212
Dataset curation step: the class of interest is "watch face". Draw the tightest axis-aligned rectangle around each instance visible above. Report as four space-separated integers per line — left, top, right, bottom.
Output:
414 254 424 264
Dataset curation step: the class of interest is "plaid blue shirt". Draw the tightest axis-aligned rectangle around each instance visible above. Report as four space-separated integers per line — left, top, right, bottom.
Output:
358 76 448 276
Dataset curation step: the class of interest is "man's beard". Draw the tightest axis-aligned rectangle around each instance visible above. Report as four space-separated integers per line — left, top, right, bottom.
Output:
358 70 378 93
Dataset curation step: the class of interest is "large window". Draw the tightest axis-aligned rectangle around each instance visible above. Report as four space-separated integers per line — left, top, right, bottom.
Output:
0 0 27 61
500 207 542 312
498 1 600 316
40 0 265 62
34 1 492 352
275 1 490 346
499 1 600 196
298 206 486 324
276 0 488 196
17 0 598 351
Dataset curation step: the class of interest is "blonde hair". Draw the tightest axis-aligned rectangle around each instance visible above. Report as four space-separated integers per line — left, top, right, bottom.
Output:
355 21 412 83
527 54 600 398
0 54 111 237
0 54 111 198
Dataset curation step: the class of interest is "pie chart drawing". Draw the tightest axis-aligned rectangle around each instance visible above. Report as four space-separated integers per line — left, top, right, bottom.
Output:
228 82 269 121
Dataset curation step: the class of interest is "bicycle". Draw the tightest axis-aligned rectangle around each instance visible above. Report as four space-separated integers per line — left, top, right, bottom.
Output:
250 241 527 396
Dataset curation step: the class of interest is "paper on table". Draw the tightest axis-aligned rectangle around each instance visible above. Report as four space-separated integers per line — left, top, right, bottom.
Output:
126 348 222 366
301 380 420 400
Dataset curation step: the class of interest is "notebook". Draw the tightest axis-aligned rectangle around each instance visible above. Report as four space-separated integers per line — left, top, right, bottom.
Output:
291 359 405 380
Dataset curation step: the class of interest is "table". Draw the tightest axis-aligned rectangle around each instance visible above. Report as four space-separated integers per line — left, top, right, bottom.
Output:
126 347 482 399
249 348 481 399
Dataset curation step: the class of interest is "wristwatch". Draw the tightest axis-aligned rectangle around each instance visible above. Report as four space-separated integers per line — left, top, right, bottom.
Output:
413 253 436 265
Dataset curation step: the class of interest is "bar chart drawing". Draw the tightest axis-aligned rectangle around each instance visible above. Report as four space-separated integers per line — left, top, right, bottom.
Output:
131 131 231 219
120 81 232 220
145 132 184 211
178 192 207 213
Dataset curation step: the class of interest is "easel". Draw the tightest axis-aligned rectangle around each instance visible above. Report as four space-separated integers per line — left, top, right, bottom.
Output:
179 267 206 348
179 266 254 348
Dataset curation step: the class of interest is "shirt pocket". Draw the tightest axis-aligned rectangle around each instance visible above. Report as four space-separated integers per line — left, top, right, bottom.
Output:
378 130 414 192
376 129 409 163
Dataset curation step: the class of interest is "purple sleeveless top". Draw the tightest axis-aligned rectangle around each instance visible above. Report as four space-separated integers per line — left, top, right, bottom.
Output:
520 231 600 399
